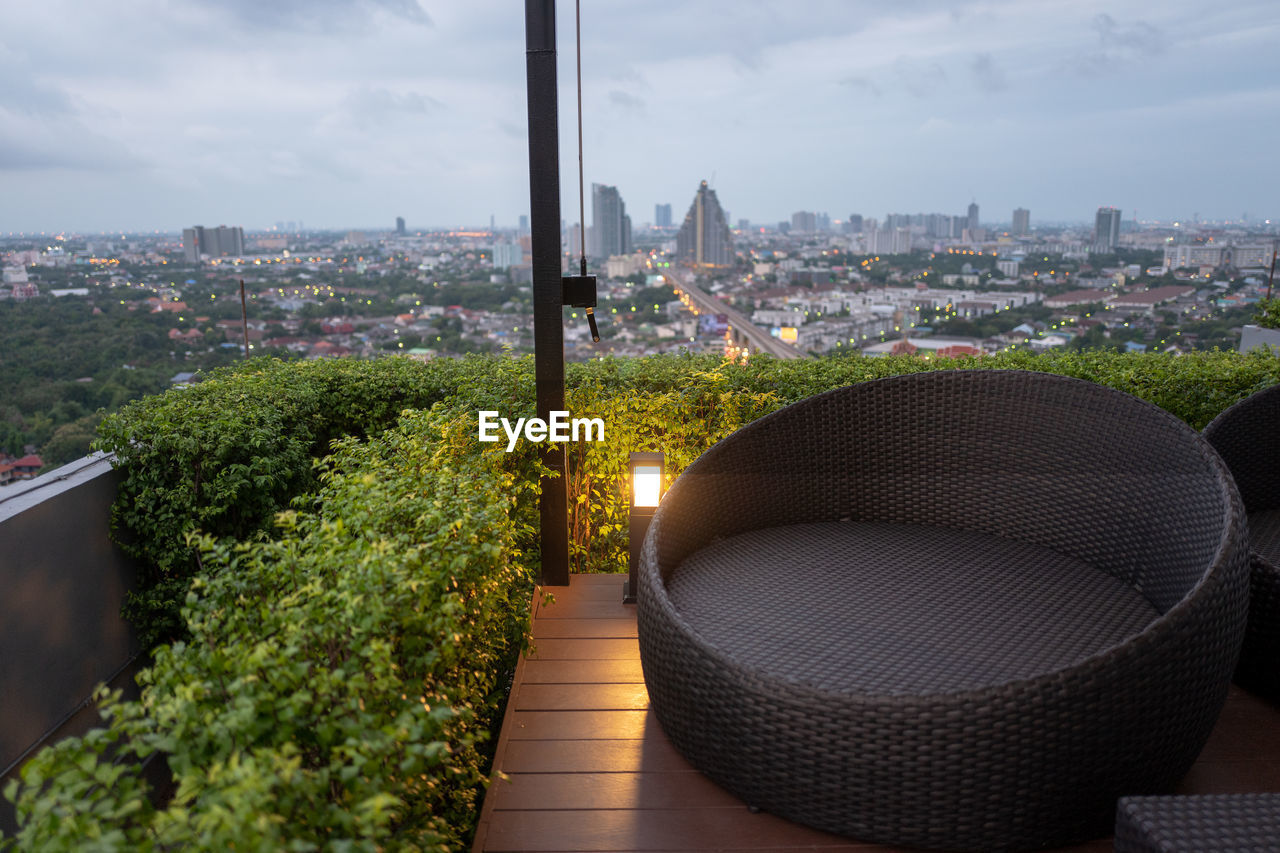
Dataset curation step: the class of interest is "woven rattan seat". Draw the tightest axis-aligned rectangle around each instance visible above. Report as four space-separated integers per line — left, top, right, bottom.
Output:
1204 383 1280 700
638 370 1248 852
1114 793 1280 852
669 521 1158 695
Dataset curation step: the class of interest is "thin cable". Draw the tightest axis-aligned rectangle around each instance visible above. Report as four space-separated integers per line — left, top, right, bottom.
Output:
575 0 586 276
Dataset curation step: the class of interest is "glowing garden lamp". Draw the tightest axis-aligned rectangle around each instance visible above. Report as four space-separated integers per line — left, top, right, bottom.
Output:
623 451 664 604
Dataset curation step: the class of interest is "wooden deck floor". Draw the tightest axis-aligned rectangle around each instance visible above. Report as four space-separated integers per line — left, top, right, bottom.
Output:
471 574 1280 853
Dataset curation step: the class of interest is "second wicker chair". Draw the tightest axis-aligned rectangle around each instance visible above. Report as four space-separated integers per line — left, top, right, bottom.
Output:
1204 381 1280 700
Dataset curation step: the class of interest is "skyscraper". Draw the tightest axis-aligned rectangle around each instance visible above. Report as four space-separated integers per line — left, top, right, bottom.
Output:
1012 208 1030 236
590 183 632 260
791 211 817 233
655 203 672 228
676 180 734 267
1095 207 1122 252
967 202 980 234
183 225 244 261
395 216 406 235
491 241 523 270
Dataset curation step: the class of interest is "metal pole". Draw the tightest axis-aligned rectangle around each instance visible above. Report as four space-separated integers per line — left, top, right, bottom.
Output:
525 0 569 586
239 279 250 360
1267 243 1277 302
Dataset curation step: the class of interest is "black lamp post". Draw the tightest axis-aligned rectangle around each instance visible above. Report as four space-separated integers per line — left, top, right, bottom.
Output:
623 451 664 604
524 0 569 586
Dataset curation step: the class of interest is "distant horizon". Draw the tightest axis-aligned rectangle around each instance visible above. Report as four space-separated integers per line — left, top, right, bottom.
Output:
2 209 1277 242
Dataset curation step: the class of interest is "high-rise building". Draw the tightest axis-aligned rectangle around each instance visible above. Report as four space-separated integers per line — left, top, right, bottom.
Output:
395 216 406 235
676 180 734 267
492 241 524 270
967 202 980 234
182 228 200 262
655 203 672 228
923 213 958 239
183 225 244 261
568 223 584 260
791 211 817 233
1095 207 1122 252
518 214 530 237
590 183 632 260
1012 208 1030 236
847 214 863 234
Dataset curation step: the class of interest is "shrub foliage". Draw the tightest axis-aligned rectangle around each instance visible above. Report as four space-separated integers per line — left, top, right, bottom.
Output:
7 349 1280 849
5 407 534 851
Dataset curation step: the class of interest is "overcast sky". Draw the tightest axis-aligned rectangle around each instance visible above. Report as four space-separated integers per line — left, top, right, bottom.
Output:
3 0 1277 234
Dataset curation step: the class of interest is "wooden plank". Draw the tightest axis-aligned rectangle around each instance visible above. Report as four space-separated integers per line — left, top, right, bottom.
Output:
1178 759 1280 793
498 738 695 775
481 807 860 851
567 573 621 585
515 683 648 712
533 618 638 639
1195 705 1280 760
488 772 743 811
527 638 639 660
535 600 638 620
521 658 645 684
503 709 652 740
471 590 541 853
541 574 625 601
485 570 1280 852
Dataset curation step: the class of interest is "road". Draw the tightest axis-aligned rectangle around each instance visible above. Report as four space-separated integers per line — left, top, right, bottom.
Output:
667 274 807 360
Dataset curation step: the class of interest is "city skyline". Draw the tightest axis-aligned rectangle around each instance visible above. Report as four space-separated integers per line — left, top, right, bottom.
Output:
2 0 1277 233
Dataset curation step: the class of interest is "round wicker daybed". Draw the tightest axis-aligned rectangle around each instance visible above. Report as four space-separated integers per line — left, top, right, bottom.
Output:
1204 381 1280 700
637 370 1248 852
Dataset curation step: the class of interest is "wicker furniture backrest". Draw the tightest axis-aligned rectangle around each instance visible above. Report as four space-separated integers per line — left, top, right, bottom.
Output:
653 369 1232 615
1204 381 1280 514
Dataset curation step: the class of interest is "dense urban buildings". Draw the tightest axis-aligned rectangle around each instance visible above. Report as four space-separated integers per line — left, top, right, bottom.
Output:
676 180 734 267
590 183 631 261
654 204 672 228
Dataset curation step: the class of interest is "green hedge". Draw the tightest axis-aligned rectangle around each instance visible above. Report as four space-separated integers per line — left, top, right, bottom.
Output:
11 349 1276 849
98 350 1280 645
93 357 481 648
4 407 533 851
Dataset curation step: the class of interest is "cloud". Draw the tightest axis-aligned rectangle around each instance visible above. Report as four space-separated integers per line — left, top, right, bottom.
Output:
1093 13 1163 56
0 109 140 172
970 53 1006 93
918 117 954 135
608 89 645 113
342 86 443 124
1068 13 1164 76
840 76 883 97
0 49 76 117
892 57 947 98
191 0 431 34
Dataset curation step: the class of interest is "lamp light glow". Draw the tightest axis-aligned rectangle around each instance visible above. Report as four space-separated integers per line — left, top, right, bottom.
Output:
625 451 665 604
633 465 662 508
